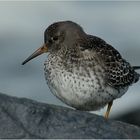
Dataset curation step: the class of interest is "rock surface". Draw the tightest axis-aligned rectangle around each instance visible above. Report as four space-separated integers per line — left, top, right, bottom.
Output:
0 92 140 139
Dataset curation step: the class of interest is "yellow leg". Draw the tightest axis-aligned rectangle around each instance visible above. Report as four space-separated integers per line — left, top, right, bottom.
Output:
104 101 113 119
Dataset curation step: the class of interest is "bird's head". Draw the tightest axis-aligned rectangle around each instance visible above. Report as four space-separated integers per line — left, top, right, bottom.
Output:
22 21 85 65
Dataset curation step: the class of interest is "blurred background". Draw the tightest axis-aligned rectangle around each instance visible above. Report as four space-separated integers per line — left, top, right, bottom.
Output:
0 1 140 125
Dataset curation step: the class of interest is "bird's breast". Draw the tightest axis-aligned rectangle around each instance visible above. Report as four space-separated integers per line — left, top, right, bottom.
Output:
43 55 126 111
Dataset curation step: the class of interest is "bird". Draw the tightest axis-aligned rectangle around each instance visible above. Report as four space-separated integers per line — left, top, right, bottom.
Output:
22 21 140 119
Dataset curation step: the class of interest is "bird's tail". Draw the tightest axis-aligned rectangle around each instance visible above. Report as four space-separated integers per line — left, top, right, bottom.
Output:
133 66 140 83
133 66 140 70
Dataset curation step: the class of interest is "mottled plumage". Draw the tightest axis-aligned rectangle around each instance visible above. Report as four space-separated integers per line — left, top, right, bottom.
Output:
79 35 139 87
22 21 140 119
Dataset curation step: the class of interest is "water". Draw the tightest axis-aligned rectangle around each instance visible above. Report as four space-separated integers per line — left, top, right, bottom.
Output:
0 1 140 117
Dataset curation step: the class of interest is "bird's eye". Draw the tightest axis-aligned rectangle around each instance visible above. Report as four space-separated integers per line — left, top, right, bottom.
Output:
53 36 58 41
48 39 53 43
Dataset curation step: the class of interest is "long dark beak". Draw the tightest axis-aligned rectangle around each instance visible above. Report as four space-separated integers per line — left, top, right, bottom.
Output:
22 44 48 65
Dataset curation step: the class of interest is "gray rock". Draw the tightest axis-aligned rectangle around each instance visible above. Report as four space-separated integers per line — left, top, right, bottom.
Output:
0 92 140 139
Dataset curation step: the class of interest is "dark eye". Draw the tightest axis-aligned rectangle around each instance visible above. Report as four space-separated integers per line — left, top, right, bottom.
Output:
48 39 53 43
53 36 58 41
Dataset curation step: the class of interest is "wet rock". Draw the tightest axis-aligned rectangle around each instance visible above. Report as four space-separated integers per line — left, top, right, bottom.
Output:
0 92 140 139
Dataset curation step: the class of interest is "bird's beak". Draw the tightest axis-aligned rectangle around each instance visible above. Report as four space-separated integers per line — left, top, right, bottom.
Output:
22 44 48 65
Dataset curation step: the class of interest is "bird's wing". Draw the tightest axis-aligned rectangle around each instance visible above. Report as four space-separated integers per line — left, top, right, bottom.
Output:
80 35 138 88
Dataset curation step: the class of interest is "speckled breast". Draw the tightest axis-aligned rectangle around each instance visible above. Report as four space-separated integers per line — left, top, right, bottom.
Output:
44 54 126 111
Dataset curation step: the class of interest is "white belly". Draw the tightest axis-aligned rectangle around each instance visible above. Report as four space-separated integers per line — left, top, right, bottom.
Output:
44 57 128 111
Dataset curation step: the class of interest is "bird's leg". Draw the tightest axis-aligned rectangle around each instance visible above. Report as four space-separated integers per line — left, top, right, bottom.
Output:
104 101 113 119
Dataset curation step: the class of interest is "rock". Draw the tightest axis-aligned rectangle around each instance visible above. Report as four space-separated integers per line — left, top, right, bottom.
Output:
114 109 140 127
0 92 140 139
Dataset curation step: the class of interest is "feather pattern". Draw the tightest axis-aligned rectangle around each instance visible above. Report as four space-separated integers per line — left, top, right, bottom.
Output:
78 35 140 88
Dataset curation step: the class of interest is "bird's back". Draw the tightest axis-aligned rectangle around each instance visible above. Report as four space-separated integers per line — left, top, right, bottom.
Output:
79 35 140 89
